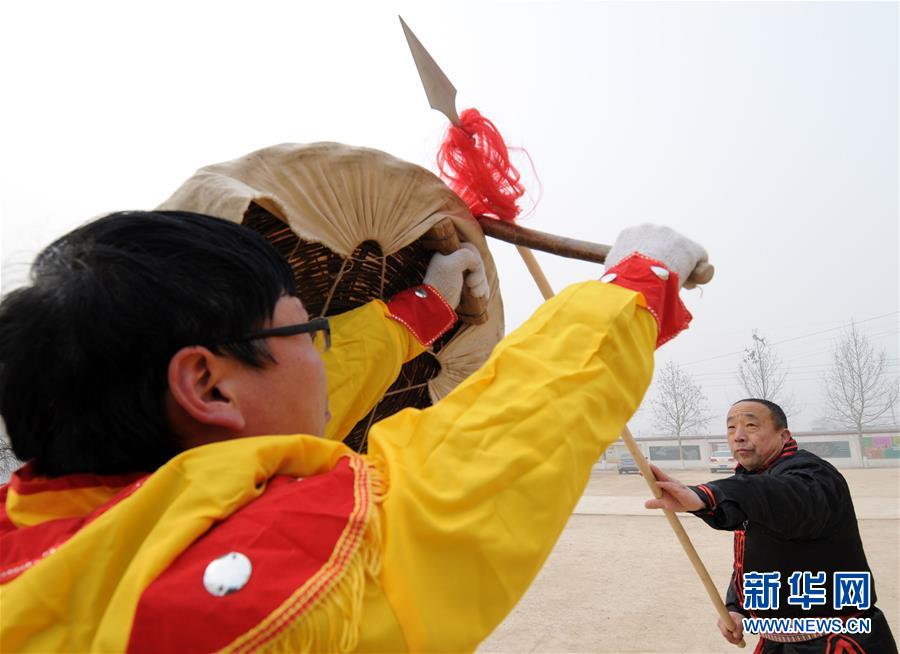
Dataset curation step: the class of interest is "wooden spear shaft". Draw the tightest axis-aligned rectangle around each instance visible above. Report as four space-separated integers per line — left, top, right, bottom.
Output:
515 246 555 299
513 247 745 649
478 217 715 288
621 427 746 648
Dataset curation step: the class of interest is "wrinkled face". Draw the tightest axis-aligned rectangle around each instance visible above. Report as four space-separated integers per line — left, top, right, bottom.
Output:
726 401 790 471
235 295 330 438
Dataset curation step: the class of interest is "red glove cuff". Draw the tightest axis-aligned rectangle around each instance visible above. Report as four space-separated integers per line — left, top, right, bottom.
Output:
602 253 692 348
386 285 458 346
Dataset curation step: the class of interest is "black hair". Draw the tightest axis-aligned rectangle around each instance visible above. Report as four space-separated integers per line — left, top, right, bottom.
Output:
0 211 297 476
732 398 788 430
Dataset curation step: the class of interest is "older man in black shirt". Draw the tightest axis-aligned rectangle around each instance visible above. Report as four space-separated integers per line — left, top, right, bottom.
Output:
647 399 897 653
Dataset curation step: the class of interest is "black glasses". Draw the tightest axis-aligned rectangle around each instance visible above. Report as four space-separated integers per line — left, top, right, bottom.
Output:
218 317 331 352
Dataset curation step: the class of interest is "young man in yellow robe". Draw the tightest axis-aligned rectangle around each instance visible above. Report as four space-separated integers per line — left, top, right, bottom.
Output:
0 210 707 653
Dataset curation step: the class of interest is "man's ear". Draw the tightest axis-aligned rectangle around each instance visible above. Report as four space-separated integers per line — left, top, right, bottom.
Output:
167 346 246 433
781 428 792 443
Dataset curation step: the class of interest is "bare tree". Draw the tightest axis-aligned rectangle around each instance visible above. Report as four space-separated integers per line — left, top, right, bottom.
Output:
736 330 798 416
823 322 899 465
651 361 711 468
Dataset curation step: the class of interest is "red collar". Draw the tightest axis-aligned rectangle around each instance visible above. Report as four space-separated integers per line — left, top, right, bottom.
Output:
738 437 798 474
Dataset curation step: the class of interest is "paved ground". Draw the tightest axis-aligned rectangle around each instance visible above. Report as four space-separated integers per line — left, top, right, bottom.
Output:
478 467 899 654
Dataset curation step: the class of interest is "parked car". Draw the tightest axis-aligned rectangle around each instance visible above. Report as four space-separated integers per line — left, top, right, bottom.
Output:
709 447 736 473
617 455 640 474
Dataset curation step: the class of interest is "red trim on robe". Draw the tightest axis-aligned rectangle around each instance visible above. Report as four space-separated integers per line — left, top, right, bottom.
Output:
0 476 146 584
604 254 692 348
386 285 457 346
0 485 13 532
127 458 359 654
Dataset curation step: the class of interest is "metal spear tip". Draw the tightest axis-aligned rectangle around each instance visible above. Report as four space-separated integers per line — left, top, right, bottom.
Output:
398 15 462 126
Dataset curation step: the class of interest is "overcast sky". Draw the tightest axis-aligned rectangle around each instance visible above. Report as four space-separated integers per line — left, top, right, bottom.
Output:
1 1 897 434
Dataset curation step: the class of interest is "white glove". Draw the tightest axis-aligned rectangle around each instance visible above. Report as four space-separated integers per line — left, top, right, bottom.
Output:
423 243 489 308
605 224 708 288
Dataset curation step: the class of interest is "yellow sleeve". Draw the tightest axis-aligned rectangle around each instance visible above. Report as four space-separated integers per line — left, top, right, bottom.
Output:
367 281 658 652
322 301 427 442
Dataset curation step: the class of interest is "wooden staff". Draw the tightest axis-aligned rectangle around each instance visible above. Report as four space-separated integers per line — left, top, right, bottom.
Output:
477 217 715 288
622 428 746 648
510 246 744 649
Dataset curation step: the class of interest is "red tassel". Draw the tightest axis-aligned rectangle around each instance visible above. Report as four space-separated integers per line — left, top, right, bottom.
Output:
437 108 526 223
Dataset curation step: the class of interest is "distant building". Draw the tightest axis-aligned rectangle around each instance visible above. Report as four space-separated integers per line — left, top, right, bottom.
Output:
599 426 900 471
